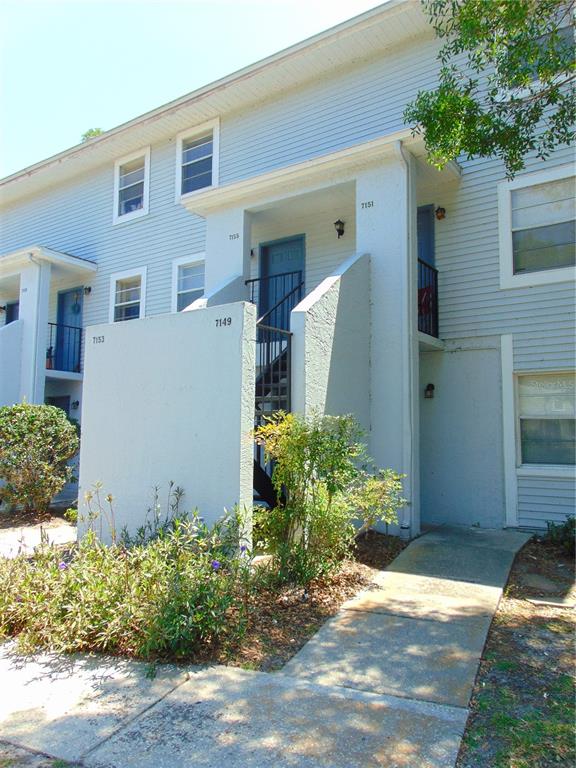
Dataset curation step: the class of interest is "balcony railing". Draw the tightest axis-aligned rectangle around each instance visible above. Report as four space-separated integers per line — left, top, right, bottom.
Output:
46 323 83 373
418 259 439 338
245 270 304 329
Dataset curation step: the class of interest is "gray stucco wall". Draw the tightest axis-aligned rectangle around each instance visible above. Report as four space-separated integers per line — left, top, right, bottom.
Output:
419 342 505 529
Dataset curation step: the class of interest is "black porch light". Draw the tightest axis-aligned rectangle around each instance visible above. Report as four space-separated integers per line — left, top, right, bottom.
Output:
334 219 345 238
424 383 435 399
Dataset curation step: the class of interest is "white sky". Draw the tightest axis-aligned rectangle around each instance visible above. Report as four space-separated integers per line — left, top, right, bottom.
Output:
0 0 386 178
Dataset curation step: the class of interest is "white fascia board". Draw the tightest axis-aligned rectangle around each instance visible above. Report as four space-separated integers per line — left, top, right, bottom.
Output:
181 130 417 216
0 0 418 197
0 245 97 279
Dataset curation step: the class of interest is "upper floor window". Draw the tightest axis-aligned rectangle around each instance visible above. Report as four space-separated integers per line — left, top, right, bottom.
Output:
171 256 205 312
498 164 575 288
175 120 219 200
113 147 150 225
109 268 147 322
518 372 575 466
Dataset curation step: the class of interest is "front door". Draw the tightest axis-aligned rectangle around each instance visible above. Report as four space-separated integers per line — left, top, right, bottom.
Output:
259 235 305 329
5 302 19 324
55 288 83 371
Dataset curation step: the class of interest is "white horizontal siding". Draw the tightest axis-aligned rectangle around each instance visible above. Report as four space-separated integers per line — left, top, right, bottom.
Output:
517 474 576 529
0 137 206 329
434 149 575 372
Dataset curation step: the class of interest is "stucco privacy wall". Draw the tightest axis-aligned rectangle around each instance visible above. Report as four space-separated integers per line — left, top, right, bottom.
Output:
291 252 370 430
0 320 22 406
78 302 256 542
419 342 505 529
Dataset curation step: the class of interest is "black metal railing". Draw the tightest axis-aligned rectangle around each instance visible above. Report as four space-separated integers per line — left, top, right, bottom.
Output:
253 324 292 507
46 323 83 373
418 259 439 338
246 270 304 330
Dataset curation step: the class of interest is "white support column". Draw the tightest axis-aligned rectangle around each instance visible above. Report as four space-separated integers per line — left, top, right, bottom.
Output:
356 149 420 536
18 258 51 404
204 207 252 301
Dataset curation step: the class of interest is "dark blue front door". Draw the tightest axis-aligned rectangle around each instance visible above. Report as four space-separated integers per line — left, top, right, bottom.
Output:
5 302 19 324
55 288 83 371
259 236 305 329
417 205 435 266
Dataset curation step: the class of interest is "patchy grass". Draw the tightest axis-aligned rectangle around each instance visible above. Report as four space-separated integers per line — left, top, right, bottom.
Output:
457 537 575 768
0 741 81 767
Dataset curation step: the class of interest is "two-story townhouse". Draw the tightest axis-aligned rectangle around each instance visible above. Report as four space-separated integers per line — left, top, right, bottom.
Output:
0 0 574 538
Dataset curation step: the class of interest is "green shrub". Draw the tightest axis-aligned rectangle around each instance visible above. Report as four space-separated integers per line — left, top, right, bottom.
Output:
0 509 252 660
0 403 79 515
254 412 406 586
545 516 575 557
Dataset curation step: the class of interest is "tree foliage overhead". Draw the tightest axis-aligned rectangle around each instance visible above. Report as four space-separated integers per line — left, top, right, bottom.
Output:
81 128 104 142
404 0 575 176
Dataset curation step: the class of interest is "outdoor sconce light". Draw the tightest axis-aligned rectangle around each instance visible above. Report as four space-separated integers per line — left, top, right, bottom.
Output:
71 400 80 410
0 306 6 314
424 383 435 399
334 219 345 238
435 207 446 221
83 286 92 296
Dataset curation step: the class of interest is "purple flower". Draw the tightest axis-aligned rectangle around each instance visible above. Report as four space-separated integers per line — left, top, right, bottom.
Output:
211 560 221 571
58 561 68 570
240 545 247 554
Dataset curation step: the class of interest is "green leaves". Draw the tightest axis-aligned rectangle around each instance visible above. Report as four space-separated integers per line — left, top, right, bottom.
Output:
0 403 79 515
404 0 575 176
254 412 406 587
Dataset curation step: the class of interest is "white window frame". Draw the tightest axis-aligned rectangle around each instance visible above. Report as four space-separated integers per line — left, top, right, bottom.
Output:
109 267 147 323
514 368 575 479
498 163 576 289
175 119 219 203
113 147 151 226
171 254 205 312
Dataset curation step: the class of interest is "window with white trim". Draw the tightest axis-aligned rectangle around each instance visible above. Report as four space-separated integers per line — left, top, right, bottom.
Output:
109 269 146 322
499 164 576 288
175 120 219 199
171 256 204 312
113 148 150 224
517 372 575 466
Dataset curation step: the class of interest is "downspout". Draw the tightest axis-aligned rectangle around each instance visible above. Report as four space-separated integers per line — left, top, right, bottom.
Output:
393 140 417 540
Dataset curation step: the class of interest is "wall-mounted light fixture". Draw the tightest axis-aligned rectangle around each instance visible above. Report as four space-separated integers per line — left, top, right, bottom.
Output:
424 383 435 399
0 306 6 314
435 207 446 221
71 400 80 410
83 286 92 296
334 219 345 239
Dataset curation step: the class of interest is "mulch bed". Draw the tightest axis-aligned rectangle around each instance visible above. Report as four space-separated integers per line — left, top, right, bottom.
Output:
218 531 406 672
457 537 575 768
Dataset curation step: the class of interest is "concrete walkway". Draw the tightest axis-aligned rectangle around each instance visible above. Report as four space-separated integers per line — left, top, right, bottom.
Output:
0 526 530 768
0 517 76 558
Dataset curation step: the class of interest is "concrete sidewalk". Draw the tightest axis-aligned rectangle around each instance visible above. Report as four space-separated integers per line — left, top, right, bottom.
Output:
0 526 530 768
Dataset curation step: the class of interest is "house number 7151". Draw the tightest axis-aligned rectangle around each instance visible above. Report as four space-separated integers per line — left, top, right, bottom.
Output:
361 201 375 208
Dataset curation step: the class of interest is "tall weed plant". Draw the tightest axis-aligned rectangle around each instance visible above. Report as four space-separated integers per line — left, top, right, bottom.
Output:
255 412 406 586
0 494 252 660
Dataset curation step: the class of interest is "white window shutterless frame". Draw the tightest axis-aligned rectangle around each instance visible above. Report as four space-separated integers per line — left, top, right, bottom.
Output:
113 147 151 225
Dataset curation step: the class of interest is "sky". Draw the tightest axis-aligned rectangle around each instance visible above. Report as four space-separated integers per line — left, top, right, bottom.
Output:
0 0 384 178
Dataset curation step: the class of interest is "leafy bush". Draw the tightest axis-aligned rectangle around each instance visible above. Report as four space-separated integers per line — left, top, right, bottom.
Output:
0 403 79 515
254 412 406 586
545 516 575 557
0 508 252 660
